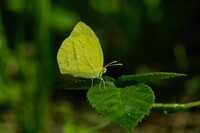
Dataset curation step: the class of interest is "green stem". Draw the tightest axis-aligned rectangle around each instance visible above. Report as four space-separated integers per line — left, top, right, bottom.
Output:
88 118 110 133
153 101 200 110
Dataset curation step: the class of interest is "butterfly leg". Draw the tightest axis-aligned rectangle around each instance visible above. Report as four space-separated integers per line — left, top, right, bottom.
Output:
102 79 106 90
98 77 106 90
98 81 102 90
91 78 94 88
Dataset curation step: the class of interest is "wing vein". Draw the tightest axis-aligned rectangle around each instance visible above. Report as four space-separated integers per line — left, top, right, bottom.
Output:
72 41 79 72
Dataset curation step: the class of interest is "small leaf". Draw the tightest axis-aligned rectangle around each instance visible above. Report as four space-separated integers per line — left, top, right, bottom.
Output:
117 72 186 86
87 81 155 131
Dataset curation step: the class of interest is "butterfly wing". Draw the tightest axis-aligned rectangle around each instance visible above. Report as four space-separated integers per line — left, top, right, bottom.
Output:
57 22 104 78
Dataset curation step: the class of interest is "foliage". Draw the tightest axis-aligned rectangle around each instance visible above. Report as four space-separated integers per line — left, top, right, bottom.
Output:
87 80 155 131
0 0 200 133
86 72 188 131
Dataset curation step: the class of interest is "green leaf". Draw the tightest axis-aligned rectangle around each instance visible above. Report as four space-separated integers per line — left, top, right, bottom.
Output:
87 81 155 131
117 72 186 86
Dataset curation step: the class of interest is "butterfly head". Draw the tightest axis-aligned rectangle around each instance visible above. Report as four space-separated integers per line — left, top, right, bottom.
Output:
102 67 107 74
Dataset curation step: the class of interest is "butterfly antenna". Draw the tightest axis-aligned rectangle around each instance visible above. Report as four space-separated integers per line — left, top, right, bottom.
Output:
105 61 122 68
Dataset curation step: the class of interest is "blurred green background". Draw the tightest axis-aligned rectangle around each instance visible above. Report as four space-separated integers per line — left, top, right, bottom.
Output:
0 0 200 133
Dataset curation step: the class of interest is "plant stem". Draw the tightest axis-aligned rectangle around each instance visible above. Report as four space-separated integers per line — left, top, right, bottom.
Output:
153 101 200 110
88 118 111 133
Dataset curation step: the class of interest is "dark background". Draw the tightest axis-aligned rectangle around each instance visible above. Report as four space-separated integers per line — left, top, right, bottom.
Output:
0 0 200 132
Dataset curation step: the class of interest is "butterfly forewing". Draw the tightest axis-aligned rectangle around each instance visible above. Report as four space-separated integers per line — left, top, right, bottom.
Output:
57 22 104 78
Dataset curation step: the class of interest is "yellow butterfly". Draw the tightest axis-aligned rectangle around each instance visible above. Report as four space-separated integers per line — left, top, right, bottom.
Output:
57 21 122 82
